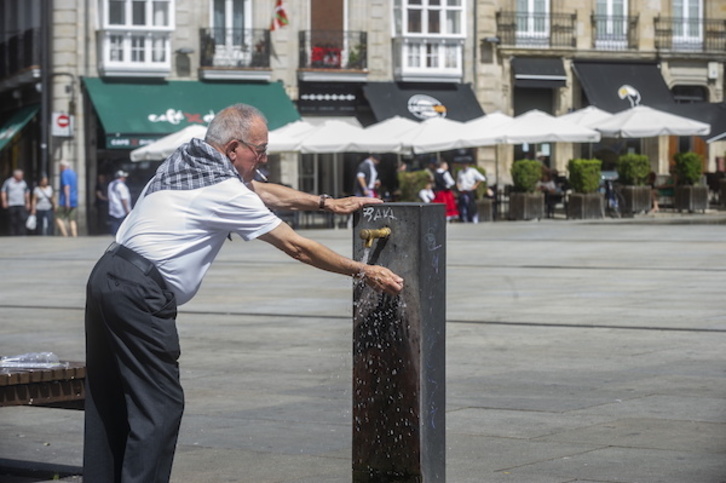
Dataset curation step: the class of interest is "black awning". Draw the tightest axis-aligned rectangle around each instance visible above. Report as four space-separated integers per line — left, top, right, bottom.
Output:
667 102 726 141
362 82 484 122
511 57 567 88
572 61 675 113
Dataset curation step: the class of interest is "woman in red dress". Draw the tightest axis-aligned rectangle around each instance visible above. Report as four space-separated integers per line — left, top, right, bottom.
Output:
432 161 459 221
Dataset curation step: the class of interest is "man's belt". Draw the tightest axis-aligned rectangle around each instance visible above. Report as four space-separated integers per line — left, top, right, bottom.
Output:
106 242 166 289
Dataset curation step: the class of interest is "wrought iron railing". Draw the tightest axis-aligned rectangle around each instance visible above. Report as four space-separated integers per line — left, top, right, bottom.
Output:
298 30 367 70
0 28 41 80
200 28 271 68
591 14 639 50
496 11 577 48
654 16 726 53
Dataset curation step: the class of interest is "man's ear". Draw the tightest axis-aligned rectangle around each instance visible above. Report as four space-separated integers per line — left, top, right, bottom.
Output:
225 140 239 160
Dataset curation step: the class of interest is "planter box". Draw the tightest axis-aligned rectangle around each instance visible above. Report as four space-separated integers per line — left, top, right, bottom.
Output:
675 185 708 213
508 192 543 221
567 193 604 220
475 198 494 222
621 186 652 214
720 179 726 208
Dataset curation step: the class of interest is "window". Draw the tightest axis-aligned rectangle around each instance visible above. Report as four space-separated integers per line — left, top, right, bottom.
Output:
516 0 549 44
594 0 628 48
672 85 708 103
673 0 703 49
103 0 171 28
210 0 252 67
99 0 174 76
393 0 465 80
397 0 463 36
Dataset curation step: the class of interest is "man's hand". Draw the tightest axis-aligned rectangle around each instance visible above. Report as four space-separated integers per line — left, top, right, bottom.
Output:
358 264 404 296
326 196 382 215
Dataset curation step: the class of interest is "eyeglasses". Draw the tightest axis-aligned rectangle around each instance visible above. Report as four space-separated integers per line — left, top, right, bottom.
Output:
236 138 268 160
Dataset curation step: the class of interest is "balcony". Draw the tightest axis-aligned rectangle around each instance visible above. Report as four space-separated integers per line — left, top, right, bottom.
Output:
97 29 172 78
654 16 726 53
199 28 272 81
392 37 465 83
298 30 367 82
0 28 41 91
496 11 577 49
591 14 639 51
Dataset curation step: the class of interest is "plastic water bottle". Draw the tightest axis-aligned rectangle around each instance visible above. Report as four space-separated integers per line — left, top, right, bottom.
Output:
0 352 68 368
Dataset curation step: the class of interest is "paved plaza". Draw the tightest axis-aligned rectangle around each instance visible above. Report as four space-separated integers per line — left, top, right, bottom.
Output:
1 211 725 482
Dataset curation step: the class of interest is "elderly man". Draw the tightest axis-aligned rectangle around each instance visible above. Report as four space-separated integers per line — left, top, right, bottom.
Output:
83 104 404 483
0 169 30 235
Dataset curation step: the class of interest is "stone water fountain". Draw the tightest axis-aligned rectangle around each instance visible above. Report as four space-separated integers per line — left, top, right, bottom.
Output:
352 203 446 483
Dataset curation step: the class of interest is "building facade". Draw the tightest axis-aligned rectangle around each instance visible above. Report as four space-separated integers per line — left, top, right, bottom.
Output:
0 0 723 234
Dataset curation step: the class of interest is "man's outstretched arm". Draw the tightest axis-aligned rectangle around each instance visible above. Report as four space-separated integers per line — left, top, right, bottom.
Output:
251 181 382 214
258 221 404 296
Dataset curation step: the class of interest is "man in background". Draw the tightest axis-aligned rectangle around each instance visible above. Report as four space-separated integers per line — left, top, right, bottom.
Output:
56 160 78 237
107 170 131 235
455 155 487 223
354 153 381 197
1 169 30 235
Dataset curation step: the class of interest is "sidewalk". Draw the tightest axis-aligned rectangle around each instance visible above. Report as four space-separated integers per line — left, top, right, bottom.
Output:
0 211 725 482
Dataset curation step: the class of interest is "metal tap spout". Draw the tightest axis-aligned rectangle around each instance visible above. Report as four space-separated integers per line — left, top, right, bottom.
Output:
359 227 391 248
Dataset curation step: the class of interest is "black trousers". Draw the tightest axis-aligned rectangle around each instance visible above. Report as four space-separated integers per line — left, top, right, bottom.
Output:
8 205 27 235
84 246 182 483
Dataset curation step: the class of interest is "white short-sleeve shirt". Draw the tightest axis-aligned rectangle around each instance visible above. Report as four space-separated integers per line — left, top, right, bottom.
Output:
116 178 282 305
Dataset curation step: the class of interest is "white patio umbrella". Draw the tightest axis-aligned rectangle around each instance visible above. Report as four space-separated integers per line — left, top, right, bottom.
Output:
298 120 366 153
350 116 420 153
491 109 601 144
400 117 467 153
595 105 711 138
559 106 614 129
130 124 208 161
268 119 316 152
458 112 515 147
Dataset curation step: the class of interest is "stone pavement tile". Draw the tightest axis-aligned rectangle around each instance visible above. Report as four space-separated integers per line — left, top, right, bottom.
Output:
179 415 349 456
446 432 602 483
568 395 726 424
446 407 612 440
172 446 349 483
533 418 726 454
606 374 726 399
0 407 83 467
505 446 726 483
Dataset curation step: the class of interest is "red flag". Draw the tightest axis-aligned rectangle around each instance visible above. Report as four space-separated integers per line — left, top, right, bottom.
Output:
270 0 289 31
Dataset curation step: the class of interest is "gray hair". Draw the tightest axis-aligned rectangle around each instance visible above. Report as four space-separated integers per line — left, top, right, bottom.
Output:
205 104 267 147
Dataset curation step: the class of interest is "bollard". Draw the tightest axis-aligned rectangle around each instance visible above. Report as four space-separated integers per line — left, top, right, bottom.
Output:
352 202 446 483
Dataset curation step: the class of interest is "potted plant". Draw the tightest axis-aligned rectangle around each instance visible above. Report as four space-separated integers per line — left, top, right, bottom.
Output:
566 158 603 219
673 151 708 213
616 153 652 214
508 159 544 220
397 169 434 202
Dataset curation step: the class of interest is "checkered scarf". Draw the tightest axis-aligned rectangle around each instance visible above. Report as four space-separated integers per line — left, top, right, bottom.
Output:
145 138 242 195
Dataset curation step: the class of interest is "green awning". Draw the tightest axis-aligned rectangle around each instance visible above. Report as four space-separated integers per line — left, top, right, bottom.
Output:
83 78 300 149
0 105 40 152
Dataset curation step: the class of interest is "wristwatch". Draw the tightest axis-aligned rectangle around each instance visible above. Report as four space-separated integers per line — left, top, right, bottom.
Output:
318 194 332 210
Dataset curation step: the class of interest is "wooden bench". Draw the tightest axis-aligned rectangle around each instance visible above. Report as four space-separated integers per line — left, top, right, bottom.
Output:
0 362 85 409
